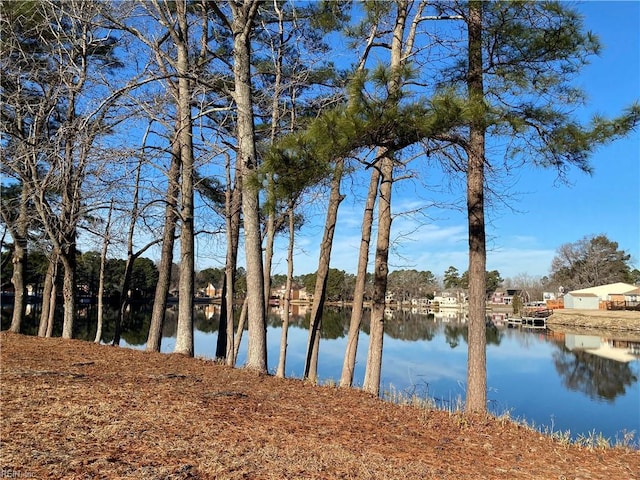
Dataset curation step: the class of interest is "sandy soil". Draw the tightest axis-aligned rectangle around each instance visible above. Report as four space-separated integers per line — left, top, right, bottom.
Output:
1 332 639 480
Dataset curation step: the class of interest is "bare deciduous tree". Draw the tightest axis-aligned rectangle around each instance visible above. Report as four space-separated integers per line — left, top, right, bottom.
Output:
3 0 123 338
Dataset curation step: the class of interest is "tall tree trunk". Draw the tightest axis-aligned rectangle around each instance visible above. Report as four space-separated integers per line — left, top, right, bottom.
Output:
340 167 379 387
217 193 242 363
362 0 407 396
216 275 230 358
9 187 28 333
262 0 284 317
216 152 242 364
233 297 249 363
38 251 58 337
174 0 196 356
232 0 266 372
60 244 76 339
276 202 295 378
362 152 393 395
304 158 345 382
263 202 275 311
465 0 487 413
95 199 113 343
113 256 134 346
45 278 57 338
334 15 387 387
114 157 143 346
147 138 180 352
226 184 242 366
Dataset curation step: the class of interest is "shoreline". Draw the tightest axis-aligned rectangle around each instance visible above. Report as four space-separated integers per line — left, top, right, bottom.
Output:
546 308 640 331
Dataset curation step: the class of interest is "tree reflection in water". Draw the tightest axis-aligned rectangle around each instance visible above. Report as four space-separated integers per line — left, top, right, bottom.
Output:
444 321 502 349
552 346 638 401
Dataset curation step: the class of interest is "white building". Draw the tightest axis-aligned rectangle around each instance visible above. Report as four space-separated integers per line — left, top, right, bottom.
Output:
432 290 468 309
563 282 638 310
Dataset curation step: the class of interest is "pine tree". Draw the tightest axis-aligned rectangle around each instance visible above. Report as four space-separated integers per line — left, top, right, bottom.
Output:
426 0 639 412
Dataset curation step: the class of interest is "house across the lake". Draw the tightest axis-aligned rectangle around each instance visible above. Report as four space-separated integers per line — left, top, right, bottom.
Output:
490 289 524 305
563 282 639 310
269 285 310 304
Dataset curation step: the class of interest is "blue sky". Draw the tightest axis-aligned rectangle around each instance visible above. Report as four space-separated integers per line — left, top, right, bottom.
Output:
258 1 640 283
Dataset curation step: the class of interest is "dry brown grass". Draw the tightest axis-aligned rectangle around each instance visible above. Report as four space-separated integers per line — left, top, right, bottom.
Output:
1 332 639 479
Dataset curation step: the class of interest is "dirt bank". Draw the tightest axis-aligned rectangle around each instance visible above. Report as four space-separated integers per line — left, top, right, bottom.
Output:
1 332 639 480
547 309 640 331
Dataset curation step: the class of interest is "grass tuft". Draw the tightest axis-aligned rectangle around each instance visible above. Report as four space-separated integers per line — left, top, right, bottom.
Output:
381 383 638 451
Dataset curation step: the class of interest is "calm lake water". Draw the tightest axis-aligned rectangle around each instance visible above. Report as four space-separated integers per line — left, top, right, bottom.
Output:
3 302 639 443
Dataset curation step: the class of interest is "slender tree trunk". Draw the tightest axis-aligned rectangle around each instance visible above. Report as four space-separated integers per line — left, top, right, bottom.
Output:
304 158 345 382
95 199 113 343
113 256 134 346
114 155 144 346
276 202 295 378
465 0 488 413
147 138 180 352
340 167 379 387
218 185 242 366
38 248 59 337
60 246 76 339
45 279 57 338
263 205 275 311
233 297 249 363
9 184 29 333
216 275 230 358
262 0 284 316
9 239 26 333
38 261 55 337
362 151 393 395
362 1 407 396
225 183 242 365
55 64 84 340
216 152 242 364
334 16 386 387
232 1 266 372
174 1 196 356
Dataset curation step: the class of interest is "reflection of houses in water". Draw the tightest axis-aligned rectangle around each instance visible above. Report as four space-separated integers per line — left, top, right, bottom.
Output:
385 307 469 323
409 306 431 316
289 303 308 317
200 303 221 319
433 310 460 323
199 302 310 320
271 303 309 318
488 312 508 326
434 310 466 323
410 298 431 308
377 304 470 322
565 334 640 363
